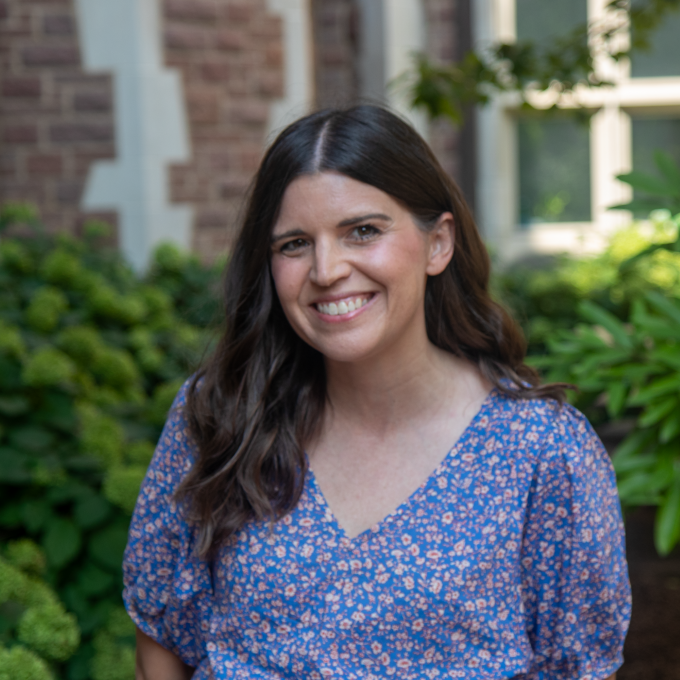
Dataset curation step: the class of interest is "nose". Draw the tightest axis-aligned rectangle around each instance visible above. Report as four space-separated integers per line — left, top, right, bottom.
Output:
310 239 351 288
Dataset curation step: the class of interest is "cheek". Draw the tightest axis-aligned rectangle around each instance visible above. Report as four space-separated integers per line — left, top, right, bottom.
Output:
270 258 306 308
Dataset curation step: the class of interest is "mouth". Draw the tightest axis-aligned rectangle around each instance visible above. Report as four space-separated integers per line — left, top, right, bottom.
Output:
314 294 373 317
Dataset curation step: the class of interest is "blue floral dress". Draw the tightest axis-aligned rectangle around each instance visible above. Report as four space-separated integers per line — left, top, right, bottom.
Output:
123 382 631 679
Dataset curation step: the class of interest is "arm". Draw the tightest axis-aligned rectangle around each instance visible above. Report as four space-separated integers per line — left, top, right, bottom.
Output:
135 628 194 680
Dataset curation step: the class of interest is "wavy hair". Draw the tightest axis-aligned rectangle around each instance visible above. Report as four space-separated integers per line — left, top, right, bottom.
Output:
177 105 565 557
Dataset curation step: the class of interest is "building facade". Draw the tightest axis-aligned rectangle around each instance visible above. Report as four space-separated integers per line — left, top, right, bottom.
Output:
0 0 466 269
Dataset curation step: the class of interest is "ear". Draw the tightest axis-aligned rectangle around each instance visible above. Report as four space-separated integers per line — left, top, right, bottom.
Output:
425 212 455 276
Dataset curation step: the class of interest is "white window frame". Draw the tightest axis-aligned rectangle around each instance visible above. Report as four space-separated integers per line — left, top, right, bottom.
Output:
473 0 680 262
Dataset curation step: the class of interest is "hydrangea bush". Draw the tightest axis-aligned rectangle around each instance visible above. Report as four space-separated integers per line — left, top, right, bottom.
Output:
0 204 221 679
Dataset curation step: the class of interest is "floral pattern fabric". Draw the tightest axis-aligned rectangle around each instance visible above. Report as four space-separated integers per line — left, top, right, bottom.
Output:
124 382 631 679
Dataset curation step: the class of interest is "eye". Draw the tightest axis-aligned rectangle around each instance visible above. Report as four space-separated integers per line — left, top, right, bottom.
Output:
278 238 309 254
350 224 380 241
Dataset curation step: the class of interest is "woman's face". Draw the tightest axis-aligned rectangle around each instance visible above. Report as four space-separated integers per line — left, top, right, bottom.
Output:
270 172 454 365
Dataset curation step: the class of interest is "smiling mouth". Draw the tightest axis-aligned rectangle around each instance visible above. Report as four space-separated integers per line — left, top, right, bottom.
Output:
315 295 371 317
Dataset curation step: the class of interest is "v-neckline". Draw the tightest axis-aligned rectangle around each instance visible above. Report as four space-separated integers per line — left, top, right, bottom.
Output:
305 387 498 544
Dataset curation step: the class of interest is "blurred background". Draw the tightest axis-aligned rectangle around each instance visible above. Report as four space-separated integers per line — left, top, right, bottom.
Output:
1 1 679 678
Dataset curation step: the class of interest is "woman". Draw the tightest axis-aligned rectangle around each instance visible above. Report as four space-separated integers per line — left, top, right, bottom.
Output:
125 105 631 680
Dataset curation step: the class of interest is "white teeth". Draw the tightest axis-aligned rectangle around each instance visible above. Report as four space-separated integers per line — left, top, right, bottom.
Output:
317 296 370 316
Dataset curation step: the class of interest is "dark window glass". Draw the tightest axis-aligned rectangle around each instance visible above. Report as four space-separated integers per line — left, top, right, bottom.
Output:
516 0 587 48
631 8 680 77
518 117 592 225
630 116 680 215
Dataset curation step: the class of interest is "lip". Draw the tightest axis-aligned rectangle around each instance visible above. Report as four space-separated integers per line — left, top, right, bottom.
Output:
310 292 377 323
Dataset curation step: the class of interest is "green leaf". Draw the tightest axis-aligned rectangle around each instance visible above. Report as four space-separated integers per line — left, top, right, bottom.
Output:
615 170 678 197
74 563 114 597
638 395 679 428
629 374 680 406
613 453 656 475
21 499 51 532
606 382 628 418
650 347 680 372
645 291 680 327
655 469 680 556
8 426 55 453
89 525 128 571
74 494 111 529
0 396 30 416
653 149 680 189
577 300 633 349
0 446 32 484
43 517 82 568
660 411 680 443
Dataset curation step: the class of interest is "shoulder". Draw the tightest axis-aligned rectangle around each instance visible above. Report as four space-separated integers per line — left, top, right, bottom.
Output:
483 391 613 489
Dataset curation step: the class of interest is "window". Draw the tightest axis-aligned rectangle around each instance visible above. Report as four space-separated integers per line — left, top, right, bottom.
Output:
518 117 591 225
630 8 680 77
515 0 587 46
473 0 680 260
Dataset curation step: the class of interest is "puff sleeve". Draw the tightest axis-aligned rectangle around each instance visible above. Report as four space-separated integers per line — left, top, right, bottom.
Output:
519 404 632 680
123 381 212 668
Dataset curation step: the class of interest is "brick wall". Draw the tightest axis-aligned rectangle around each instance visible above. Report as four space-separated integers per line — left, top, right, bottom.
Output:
0 0 116 236
162 0 284 257
311 0 359 109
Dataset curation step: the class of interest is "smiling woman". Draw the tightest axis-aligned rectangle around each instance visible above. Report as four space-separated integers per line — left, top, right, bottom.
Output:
123 106 631 680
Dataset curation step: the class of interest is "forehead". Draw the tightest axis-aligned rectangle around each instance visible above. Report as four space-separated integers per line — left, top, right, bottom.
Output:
272 172 404 232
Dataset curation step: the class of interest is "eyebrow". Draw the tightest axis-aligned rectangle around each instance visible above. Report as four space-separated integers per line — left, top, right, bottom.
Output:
271 213 392 244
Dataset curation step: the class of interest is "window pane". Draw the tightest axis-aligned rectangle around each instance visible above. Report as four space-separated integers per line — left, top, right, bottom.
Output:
516 0 587 48
630 9 680 77
631 117 680 215
518 117 592 225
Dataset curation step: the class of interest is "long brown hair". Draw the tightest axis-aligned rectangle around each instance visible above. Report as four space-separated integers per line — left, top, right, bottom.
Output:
178 105 564 557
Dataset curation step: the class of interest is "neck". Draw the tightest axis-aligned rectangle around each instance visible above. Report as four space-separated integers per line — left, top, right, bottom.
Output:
323 328 466 433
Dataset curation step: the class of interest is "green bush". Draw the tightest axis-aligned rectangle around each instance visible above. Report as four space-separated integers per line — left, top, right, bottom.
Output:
0 204 222 679
527 216 680 556
0 541 80 679
495 210 680 354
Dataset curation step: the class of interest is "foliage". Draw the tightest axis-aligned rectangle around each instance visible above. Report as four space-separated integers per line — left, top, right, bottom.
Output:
403 0 680 125
534 291 680 556
0 540 80 679
495 210 680 355
612 149 680 216
511 208 680 556
0 204 221 679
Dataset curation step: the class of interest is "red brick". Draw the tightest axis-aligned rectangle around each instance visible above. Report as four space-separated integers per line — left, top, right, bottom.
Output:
26 153 63 174
229 102 269 125
220 177 249 197
226 3 253 23
22 45 79 66
256 73 283 97
2 76 41 97
74 150 115 174
265 45 283 67
165 0 218 22
187 90 220 124
73 90 112 111
3 124 38 144
0 150 16 177
43 14 75 34
200 60 231 82
164 25 207 49
216 29 246 51
56 180 82 203
196 208 229 228
49 123 114 143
